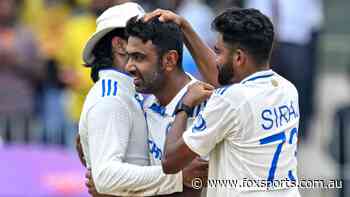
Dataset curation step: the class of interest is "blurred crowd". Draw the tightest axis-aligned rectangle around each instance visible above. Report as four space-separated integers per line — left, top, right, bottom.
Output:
0 0 323 149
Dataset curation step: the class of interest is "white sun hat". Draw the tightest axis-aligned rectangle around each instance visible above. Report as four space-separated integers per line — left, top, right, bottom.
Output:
82 2 145 66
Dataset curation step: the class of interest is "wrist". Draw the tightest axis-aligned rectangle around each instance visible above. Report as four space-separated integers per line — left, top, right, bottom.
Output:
179 17 190 30
177 110 189 118
182 98 195 108
175 102 194 116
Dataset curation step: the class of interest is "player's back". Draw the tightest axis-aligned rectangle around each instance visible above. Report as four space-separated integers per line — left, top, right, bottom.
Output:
207 70 300 197
79 69 149 168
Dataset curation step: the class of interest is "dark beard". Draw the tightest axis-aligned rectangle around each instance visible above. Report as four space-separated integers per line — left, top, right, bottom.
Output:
136 58 165 94
217 63 234 86
142 68 164 93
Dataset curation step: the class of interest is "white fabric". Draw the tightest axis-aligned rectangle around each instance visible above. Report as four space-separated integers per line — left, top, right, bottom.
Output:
79 69 182 196
144 74 207 165
183 70 300 197
144 74 207 195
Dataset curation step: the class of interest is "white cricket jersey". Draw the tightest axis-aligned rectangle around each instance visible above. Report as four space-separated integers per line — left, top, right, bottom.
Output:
143 74 207 196
144 75 206 165
79 68 184 196
183 69 301 197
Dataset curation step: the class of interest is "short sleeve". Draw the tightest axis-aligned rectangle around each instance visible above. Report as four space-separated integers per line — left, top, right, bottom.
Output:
183 94 238 156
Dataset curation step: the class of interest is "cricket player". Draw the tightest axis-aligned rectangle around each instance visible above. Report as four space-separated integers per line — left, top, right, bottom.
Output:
78 3 198 196
145 8 301 197
124 17 210 197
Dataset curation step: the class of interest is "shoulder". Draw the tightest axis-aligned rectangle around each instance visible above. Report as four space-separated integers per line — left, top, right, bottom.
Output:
90 78 134 100
274 74 299 98
212 83 247 107
86 96 131 122
85 79 132 112
214 83 247 96
95 78 120 98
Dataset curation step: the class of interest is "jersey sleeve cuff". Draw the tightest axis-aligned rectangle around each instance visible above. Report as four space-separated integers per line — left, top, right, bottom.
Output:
174 171 184 193
182 131 208 157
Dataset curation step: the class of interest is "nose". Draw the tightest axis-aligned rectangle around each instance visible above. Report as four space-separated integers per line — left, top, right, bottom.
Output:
125 59 136 76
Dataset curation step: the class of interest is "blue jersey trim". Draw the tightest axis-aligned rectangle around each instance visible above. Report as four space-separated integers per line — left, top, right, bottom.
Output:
242 73 274 84
102 79 106 97
149 103 166 116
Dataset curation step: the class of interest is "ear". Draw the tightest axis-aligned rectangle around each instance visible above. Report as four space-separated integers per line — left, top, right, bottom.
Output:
233 48 246 67
112 37 127 54
162 50 179 72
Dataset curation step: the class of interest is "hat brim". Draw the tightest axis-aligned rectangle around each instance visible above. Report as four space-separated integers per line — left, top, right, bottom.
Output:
82 27 116 66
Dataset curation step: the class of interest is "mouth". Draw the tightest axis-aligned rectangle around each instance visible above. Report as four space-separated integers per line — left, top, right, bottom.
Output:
133 77 142 86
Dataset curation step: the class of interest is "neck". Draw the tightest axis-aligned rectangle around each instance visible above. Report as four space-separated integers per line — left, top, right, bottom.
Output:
237 63 270 83
154 71 191 106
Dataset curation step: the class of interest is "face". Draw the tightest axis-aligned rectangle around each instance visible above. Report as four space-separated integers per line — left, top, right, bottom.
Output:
126 36 165 94
214 34 235 86
111 36 128 69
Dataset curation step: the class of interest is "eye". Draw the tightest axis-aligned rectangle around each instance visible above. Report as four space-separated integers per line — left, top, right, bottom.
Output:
130 53 145 62
135 54 144 61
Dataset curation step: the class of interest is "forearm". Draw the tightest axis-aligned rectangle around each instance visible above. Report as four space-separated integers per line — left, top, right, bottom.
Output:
181 20 219 87
92 162 183 196
163 112 195 174
87 101 182 196
157 186 202 197
166 112 188 144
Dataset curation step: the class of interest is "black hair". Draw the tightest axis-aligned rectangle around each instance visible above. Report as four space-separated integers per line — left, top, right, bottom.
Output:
212 8 274 65
90 28 127 82
125 16 183 70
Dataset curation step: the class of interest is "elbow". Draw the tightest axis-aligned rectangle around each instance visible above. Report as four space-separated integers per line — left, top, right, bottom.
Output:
93 166 116 194
93 168 109 193
161 157 181 174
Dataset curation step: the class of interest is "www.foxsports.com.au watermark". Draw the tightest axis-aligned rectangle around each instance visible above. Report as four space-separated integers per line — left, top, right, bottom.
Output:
191 178 343 190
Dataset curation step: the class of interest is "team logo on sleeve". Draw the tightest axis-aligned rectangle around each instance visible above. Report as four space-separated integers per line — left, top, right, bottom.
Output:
192 114 207 133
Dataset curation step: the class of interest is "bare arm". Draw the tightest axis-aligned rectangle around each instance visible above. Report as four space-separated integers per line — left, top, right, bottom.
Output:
181 19 219 87
162 82 214 173
162 111 197 174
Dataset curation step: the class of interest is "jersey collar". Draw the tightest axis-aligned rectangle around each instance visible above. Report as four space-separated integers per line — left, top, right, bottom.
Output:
147 73 197 117
241 69 274 84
